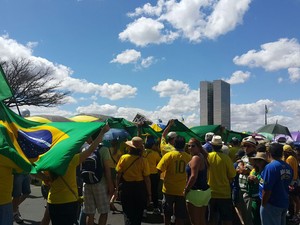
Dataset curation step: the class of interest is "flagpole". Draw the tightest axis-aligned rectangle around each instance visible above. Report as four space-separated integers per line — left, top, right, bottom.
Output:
265 105 268 125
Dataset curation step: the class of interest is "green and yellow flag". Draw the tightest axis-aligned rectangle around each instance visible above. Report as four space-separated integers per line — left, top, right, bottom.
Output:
0 101 104 175
0 65 13 101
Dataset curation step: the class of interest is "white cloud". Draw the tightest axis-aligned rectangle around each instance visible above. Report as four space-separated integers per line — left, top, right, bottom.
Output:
204 0 251 39
0 35 138 100
110 49 141 64
159 90 199 114
288 67 300 83
127 0 164 17
278 77 284 83
141 56 155 68
98 83 137 100
152 79 190 97
110 49 155 69
0 35 33 60
223 70 251 84
230 99 300 132
119 17 178 47
120 0 251 45
233 38 300 73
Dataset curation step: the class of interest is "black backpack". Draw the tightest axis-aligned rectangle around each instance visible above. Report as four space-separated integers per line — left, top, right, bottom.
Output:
80 146 103 184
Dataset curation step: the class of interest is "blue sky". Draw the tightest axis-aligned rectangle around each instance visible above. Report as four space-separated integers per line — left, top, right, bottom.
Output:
1 0 300 132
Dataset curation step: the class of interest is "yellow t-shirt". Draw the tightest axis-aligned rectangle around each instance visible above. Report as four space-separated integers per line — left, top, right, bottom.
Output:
116 154 150 181
108 147 123 169
157 150 192 196
228 146 240 162
208 151 236 198
160 137 176 156
286 155 298 180
47 154 80 204
143 149 161 174
0 156 22 205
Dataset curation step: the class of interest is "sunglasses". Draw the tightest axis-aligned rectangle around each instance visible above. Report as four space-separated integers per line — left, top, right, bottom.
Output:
188 144 196 148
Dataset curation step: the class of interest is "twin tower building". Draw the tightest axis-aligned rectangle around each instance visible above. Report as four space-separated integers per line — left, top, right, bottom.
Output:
200 80 231 130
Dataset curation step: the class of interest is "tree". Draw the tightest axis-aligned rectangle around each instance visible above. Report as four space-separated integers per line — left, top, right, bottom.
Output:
1 58 70 107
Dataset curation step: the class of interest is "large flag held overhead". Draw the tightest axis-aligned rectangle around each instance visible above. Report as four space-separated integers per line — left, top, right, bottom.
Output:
0 101 104 175
0 65 13 101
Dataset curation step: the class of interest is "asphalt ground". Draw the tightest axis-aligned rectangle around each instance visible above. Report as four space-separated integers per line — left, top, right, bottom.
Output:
14 184 164 225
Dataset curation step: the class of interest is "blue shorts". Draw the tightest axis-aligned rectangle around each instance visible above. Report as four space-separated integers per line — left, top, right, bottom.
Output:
12 174 31 197
162 194 188 219
0 202 13 225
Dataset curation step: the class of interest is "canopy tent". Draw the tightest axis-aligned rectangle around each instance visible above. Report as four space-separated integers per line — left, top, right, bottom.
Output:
26 115 71 123
69 113 111 122
69 115 100 122
291 131 300 142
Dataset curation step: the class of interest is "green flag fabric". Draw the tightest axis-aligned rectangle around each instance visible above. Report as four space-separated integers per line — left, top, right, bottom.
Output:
161 119 201 142
190 125 223 142
0 102 104 175
0 65 13 101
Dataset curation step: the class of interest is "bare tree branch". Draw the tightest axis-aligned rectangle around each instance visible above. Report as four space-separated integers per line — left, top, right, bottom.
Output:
1 58 71 107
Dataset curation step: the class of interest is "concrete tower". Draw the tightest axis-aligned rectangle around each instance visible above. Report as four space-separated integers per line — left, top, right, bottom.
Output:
200 80 231 130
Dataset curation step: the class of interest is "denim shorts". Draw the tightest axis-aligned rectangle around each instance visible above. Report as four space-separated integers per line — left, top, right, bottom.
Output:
0 202 13 225
12 174 31 197
260 203 287 225
162 194 188 219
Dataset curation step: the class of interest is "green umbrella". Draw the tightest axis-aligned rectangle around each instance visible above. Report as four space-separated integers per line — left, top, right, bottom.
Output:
256 123 292 137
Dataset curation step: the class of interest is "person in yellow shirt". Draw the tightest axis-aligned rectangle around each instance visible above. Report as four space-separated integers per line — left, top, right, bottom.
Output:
143 135 162 214
47 124 110 225
160 119 177 156
116 136 151 225
0 125 34 225
228 137 241 162
157 135 192 225
0 156 30 225
207 135 236 225
107 139 124 212
283 144 300 223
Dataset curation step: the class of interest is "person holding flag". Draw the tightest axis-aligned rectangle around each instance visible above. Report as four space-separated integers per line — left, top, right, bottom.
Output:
0 64 112 225
47 124 110 225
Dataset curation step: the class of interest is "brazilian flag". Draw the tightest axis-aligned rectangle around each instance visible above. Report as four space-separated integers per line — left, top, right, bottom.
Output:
0 101 104 175
0 65 13 101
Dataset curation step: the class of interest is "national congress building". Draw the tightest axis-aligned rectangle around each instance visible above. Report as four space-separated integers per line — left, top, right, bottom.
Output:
200 80 231 130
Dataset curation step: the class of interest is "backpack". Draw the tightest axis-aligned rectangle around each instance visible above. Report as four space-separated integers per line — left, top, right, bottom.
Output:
80 147 103 184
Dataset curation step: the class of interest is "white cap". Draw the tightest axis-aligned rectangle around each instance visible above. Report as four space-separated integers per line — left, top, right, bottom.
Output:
167 132 177 139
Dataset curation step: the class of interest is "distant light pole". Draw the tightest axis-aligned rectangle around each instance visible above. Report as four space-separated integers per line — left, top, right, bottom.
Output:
265 105 268 125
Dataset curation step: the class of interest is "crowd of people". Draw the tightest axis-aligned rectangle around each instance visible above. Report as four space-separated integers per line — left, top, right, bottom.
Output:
1 119 300 225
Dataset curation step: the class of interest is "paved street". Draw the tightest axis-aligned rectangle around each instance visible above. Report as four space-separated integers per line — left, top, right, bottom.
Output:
15 184 164 225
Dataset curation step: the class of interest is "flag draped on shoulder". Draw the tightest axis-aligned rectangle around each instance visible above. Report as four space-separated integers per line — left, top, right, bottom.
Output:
0 65 13 101
0 101 104 175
